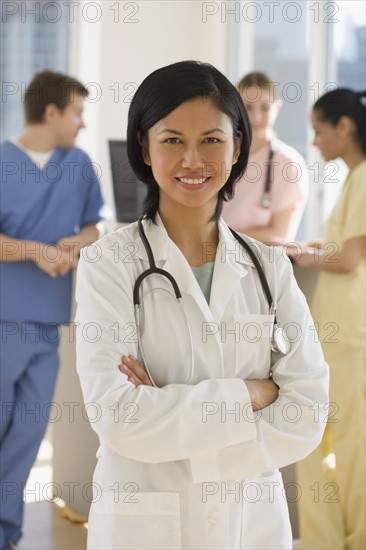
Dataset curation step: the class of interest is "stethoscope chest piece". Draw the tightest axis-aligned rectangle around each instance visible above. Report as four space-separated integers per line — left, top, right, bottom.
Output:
261 192 271 209
271 324 290 355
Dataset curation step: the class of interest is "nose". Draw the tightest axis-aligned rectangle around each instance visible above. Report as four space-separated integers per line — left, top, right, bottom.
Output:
80 118 86 130
181 145 204 169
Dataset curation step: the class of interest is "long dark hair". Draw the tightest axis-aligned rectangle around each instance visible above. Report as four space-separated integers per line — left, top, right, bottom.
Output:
313 88 366 154
127 60 252 221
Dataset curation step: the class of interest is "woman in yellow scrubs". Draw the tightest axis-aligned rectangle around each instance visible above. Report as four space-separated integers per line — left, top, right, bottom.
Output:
289 88 366 549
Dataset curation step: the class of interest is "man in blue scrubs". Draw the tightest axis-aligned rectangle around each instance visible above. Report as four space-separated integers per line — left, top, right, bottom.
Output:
0 71 106 549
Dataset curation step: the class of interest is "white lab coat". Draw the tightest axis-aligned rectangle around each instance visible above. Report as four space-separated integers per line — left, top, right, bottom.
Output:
75 216 329 550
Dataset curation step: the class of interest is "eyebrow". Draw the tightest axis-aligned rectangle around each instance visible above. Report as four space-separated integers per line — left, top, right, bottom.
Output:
157 128 226 136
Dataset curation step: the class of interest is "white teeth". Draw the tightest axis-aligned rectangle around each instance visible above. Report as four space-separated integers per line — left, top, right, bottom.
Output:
178 177 207 185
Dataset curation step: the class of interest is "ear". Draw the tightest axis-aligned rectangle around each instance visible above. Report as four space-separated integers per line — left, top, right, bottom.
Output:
43 103 62 125
137 132 151 166
232 130 243 165
337 116 354 137
141 148 151 166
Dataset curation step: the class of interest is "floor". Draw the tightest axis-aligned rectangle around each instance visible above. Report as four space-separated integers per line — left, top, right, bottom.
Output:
19 501 87 550
18 436 87 550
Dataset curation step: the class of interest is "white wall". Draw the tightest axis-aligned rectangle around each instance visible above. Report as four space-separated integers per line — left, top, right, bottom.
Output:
70 0 234 211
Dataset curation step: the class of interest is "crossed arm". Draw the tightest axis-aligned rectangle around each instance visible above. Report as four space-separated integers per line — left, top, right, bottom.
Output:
119 355 279 412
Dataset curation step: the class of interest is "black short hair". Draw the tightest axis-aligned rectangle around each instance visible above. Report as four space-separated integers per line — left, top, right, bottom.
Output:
127 60 252 221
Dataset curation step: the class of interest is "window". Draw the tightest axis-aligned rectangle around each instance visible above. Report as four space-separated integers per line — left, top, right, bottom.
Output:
336 1 366 89
1 1 69 140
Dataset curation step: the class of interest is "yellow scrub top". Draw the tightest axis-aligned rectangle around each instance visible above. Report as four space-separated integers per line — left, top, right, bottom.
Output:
297 160 366 550
311 159 366 350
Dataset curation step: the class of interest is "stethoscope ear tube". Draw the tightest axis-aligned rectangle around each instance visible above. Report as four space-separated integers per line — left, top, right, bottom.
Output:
134 219 182 305
229 229 289 356
134 297 194 387
133 267 182 305
134 303 157 387
229 229 273 311
134 219 195 386
261 142 274 208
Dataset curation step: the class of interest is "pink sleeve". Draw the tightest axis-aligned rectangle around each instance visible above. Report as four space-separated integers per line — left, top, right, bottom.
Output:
270 151 309 214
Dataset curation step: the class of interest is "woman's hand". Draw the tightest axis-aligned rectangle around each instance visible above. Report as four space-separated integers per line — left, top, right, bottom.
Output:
119 355 153 387
285 242 320 268
306 240 323 250
244 379 279 411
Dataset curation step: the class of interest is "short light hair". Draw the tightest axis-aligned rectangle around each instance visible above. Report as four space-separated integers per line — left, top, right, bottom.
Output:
237 71 279 101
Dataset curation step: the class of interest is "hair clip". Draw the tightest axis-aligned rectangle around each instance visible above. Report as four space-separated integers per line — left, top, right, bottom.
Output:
360 96 366 108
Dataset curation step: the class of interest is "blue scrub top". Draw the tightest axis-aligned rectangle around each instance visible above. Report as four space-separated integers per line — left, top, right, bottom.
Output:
0 141 105 324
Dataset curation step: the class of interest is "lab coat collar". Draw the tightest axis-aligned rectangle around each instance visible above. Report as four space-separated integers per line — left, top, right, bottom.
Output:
216 217 256 269
210 218 254 323
134 214 170 263
135 214 255 268
134 214 255 324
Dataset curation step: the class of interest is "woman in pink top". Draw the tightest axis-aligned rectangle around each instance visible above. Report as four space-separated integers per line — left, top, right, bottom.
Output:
222 72 309 244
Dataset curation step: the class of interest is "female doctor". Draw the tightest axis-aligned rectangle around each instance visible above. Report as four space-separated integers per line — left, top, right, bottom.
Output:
289 88 366 549
75 61 328 550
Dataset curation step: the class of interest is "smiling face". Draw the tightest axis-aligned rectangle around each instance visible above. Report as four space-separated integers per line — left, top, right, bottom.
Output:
142 97 241 215
241 86 281 143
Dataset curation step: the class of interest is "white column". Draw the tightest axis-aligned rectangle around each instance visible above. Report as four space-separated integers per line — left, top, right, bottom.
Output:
306 15 329 239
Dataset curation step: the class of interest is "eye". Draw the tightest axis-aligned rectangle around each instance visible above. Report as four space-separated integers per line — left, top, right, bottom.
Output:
165 137 181 144
204 137 220 144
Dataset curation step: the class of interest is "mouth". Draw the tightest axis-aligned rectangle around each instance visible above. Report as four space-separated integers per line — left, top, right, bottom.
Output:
175 176 211 189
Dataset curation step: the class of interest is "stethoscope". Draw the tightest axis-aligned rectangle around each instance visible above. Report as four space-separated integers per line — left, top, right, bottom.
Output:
261 142 274 208
134 218 290 387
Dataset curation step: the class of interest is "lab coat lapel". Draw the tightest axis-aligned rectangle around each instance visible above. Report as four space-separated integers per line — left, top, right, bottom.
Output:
209 219 254 323
135 216 254 324
136 216 225 379
135 215 215 321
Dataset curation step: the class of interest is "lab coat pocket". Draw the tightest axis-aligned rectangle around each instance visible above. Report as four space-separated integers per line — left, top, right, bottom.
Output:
234 314 274 378
88 491 181 549
240 471 292 550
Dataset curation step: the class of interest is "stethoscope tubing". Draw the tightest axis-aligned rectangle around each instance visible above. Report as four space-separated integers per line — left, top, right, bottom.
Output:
228 228 276 318
133 218 288 387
